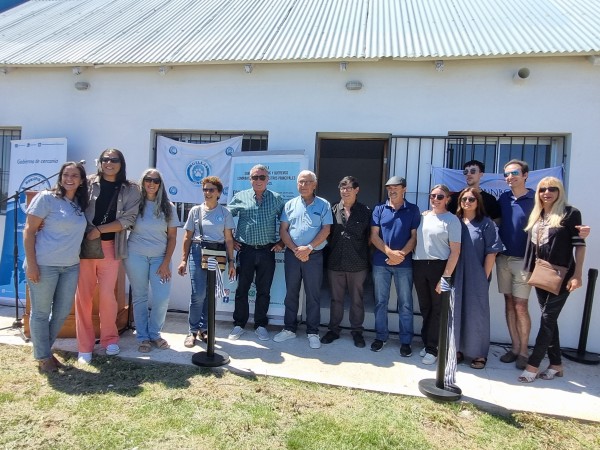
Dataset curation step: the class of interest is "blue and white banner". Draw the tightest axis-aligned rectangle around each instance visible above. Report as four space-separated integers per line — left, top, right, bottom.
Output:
156 136 242 204
432 166 564 198
217 152 309 322
0 138 67 306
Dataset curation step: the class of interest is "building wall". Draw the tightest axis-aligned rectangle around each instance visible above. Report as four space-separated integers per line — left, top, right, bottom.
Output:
2 56 599 350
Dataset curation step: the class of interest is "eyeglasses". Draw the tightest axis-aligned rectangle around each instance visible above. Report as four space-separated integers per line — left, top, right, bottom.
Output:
503 170 520 177
339 186 355 191
461 196 477 203
202 188 216 193
251 175 267 181
429 194 446 200
69 201 83 216
463 168 479 175
143 177 161 185
539 186 559 193
100 157 121 164
298 180 315 185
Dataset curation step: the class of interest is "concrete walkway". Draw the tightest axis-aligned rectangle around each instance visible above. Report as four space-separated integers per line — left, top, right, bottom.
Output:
1 306 599 422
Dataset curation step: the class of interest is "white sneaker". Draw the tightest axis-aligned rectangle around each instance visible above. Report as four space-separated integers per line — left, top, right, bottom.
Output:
419 348 427 357
307 334 321 349
228 326 245 340
255 326 270 341
77 352 92 364
106 344 120 356
422 353 437 365
273 329 296 342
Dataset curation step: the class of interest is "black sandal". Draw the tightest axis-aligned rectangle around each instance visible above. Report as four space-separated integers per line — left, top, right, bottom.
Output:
470 357 487 369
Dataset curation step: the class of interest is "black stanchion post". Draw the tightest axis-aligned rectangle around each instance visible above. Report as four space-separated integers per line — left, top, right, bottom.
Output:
192 258 230 367
563 268 600 365
419 277 462 401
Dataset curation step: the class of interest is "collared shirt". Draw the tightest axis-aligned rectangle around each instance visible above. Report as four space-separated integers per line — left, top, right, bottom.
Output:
371 199 421 267
281 195 333 250
227 189 285 245
327 200 371 272
498 188 535 257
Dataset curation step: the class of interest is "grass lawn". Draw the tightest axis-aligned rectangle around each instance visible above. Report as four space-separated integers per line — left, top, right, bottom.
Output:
1 344 598 449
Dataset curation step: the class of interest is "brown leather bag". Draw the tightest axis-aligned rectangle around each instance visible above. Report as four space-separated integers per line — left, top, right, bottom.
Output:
527 258 568 295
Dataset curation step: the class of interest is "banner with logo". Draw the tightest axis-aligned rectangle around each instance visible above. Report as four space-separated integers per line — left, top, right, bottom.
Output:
216 151 309 323
432 165 564 198
156 136 242 204
0 138 67 306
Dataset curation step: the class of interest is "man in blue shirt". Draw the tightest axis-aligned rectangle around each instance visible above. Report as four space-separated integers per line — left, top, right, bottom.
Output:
370 176 421 356
227 164 285 341
274 170 333 349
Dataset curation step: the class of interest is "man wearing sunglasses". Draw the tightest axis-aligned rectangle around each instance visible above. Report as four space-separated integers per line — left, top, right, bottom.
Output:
447 160 500 220
227 164 285 341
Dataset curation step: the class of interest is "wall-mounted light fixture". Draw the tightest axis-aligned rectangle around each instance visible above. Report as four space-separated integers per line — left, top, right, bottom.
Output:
513 67 530 84
345 80 363 91
244 64 253 74
158 66 171 76
0 68 8 75
75 81 90 91
435 60 444 72
587 55 600 66
72 66 83 76
339 61 348 72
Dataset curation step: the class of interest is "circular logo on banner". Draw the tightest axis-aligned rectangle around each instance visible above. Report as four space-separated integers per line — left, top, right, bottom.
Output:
186 160 211 185
18 173 51 213
169 186 178 195
169 146 178 155
225 146 234 156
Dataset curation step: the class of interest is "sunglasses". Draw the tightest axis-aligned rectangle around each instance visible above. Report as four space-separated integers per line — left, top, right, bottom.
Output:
429 194 446 201
143 177 161 185
100 157 121 164
539 186 559 193
203 188 216 193
463 168 479 175
251 175 267 181
503 170 520 177
461 196 477 203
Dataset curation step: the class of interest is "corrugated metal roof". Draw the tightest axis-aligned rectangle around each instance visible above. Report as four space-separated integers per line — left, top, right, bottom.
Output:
0 0 599 66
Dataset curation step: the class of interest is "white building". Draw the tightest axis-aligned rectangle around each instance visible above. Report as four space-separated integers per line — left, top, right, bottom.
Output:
1 0 599 351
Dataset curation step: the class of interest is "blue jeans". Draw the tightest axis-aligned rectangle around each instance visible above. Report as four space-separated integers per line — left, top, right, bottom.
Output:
28 264 79 360
372 265 414 344
124 252 171 342
283 248 323 334
187 243 208 334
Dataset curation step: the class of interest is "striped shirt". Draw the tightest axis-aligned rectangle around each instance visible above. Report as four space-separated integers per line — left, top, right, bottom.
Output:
227 189 285 245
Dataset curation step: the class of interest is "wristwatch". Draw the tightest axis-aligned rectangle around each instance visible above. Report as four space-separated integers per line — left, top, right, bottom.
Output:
307 244 314 251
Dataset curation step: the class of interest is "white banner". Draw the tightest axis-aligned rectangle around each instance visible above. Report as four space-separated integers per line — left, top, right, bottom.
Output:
432 165 564 198
0 138 67 305
156 136 242 204
217 152 309 323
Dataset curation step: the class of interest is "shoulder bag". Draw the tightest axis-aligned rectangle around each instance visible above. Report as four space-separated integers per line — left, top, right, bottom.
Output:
527 219 568 295
80 186 120 259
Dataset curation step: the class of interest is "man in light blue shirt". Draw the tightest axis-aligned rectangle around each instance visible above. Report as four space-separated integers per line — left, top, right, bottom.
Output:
274 170 333 349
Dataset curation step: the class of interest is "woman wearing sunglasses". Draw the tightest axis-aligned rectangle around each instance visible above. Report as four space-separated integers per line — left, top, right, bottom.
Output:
453 188 504 369
75 149 140 364
413 184 462 365
24 162 88 373
518 177 586 383
178 176 236 348
124 169 180 353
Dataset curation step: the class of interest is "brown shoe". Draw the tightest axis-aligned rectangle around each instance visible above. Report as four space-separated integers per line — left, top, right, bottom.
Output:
38 357 57 374
184 333 196 348
500 350 518 363
516 355 528 370
52 355 72 371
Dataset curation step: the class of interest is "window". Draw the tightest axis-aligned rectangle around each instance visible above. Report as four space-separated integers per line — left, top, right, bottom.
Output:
152 130 268 221
1 128 22 214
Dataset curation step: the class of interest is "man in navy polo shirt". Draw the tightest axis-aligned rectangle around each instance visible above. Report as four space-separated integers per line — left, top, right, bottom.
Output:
370 176 421 356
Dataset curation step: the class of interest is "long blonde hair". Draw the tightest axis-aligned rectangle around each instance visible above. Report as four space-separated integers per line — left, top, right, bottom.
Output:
525 176 567 231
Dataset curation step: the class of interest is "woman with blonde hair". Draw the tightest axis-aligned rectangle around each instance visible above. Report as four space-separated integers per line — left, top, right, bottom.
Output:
518 177 586 382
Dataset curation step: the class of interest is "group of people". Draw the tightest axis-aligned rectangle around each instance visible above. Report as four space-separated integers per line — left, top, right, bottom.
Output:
24 152 588 384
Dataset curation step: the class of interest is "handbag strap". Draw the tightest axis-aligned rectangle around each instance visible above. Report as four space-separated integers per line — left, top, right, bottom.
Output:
99 186 120 225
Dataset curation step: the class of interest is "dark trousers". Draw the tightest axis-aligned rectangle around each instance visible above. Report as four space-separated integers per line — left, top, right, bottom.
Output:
327 269 367 334
528 288 570 368
413 259 447 356
233 246 276 329
283 248 323 335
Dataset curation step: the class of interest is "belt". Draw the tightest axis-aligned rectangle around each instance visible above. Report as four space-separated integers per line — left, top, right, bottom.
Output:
241 243 274 250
